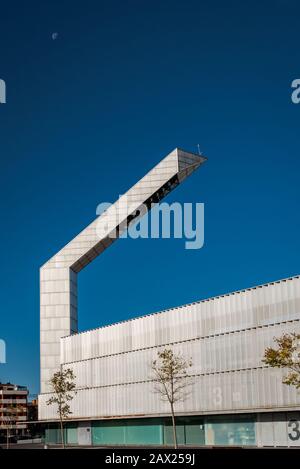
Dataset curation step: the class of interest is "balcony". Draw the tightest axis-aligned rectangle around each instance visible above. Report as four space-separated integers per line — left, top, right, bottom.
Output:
0 399 27 404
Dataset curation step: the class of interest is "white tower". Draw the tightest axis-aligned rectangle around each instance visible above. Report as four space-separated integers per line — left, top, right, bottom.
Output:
40 148 206 395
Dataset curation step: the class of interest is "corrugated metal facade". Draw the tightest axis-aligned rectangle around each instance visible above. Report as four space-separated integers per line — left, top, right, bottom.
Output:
39 275 300 423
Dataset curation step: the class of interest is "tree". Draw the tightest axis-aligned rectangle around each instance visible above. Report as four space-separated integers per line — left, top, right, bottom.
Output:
46 368 76 448
151 348 192 449
263 332 300 390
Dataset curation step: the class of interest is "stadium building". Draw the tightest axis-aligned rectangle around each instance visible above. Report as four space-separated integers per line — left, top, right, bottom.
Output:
39 149 300 446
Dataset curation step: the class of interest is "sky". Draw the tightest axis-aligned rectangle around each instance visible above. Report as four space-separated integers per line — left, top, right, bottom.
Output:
0 0 299 396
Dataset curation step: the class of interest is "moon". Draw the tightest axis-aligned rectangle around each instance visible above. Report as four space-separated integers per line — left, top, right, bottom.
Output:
51 32 58 40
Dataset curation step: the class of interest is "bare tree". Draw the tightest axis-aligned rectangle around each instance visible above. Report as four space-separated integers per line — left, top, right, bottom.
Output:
151 348 192 448
3 406 13 450
3 403 25 449
46 368 76 448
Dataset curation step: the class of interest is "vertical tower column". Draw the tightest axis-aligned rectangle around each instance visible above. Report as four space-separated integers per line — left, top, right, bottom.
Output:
40 267 78 392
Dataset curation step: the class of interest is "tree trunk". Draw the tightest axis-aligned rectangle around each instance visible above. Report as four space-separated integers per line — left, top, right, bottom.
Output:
6 426 9 450
60 416 65 449
170 403 177 449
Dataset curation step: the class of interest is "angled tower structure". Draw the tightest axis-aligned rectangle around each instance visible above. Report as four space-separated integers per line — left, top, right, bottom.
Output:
40 148 206 394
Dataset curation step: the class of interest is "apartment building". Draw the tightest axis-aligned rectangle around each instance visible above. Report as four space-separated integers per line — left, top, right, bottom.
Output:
0 382 28 437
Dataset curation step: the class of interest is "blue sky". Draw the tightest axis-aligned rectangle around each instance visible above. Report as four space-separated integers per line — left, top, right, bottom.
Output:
0 0 299 396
